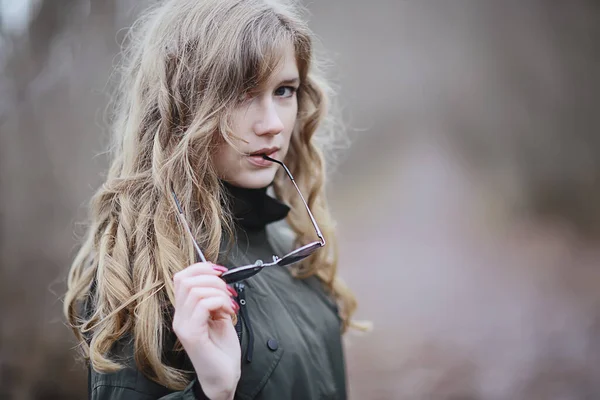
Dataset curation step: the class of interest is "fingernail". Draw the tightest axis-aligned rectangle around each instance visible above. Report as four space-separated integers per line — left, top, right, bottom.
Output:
231 299 240 312
212 265 228 273
227 285 238 297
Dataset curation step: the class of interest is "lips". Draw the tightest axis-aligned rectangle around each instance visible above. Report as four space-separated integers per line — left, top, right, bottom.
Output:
246 147 279 168
248 147 279 157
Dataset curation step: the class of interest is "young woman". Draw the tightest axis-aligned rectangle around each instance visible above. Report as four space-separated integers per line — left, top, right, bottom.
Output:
64 0 359 399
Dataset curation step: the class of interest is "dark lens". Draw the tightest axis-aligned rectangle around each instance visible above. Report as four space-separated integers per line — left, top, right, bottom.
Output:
277 242 322 267
221 266 262 284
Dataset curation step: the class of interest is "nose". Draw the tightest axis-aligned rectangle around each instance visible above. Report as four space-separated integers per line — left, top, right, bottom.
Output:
253 101 284 136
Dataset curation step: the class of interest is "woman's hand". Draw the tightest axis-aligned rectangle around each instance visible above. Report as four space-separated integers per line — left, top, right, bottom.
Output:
172 262 241 400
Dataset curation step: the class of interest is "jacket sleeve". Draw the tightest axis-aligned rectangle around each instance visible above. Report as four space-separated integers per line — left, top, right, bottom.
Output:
90 366 210 399
88 334 211 400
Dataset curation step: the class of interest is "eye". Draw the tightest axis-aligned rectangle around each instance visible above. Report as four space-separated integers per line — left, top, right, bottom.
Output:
274 86 297 98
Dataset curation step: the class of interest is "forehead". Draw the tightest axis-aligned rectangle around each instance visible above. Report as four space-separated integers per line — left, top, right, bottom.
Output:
264 42 299 84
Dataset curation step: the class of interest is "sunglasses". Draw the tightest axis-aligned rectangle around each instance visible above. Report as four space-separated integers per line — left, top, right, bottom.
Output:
171 155 325 284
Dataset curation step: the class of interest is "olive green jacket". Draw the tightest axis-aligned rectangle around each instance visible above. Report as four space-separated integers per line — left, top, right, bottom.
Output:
89 197 347 400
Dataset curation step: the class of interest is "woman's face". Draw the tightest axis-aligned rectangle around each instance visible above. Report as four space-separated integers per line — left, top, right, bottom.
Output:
213 43 299 189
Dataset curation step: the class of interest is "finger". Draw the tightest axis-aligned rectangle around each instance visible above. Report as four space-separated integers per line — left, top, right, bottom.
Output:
174 263 228 298
174 262 228 286
180 287 231 315
194 296 236 321
174 289 232 333
175 275 230 307
216 299 239 320
206 295 239 320
181 275 229 294
184 296 234 327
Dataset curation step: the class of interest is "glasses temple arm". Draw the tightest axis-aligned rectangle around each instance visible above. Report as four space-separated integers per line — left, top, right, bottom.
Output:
171 188 207 263
263 155 326 246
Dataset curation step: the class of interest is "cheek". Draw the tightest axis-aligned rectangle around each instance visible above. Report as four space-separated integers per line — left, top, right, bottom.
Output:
213 141 238 179
283 107 298 142
228 106 254 143
279 112 297 162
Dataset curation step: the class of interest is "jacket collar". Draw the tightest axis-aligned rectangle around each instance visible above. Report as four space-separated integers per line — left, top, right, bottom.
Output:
222 181 290 231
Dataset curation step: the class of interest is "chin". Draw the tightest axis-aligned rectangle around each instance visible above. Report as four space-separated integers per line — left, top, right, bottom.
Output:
229 168 277 189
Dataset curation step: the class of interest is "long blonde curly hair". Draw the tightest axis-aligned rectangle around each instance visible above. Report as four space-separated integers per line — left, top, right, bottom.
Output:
64 0 358 390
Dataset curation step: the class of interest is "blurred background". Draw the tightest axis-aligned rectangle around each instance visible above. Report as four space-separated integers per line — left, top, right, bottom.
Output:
1 0 600 399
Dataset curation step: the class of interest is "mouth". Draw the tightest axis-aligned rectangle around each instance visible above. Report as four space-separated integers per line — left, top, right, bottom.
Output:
248 147 280 157
246 147 279 167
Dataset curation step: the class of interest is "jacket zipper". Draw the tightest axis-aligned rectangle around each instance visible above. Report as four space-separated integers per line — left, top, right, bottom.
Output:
235 282 254 363
234 282 243 343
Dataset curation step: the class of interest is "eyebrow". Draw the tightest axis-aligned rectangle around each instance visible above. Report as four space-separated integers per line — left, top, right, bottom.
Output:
279 77 300 86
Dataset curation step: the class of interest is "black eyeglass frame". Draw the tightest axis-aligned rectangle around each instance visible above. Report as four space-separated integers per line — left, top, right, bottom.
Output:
171 155 325 284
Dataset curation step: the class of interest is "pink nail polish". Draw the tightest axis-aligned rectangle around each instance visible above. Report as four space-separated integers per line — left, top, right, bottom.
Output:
227 286 238 297
212 265 228 273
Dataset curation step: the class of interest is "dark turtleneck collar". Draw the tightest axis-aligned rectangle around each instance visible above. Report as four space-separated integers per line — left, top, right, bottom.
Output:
222 181 290 231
